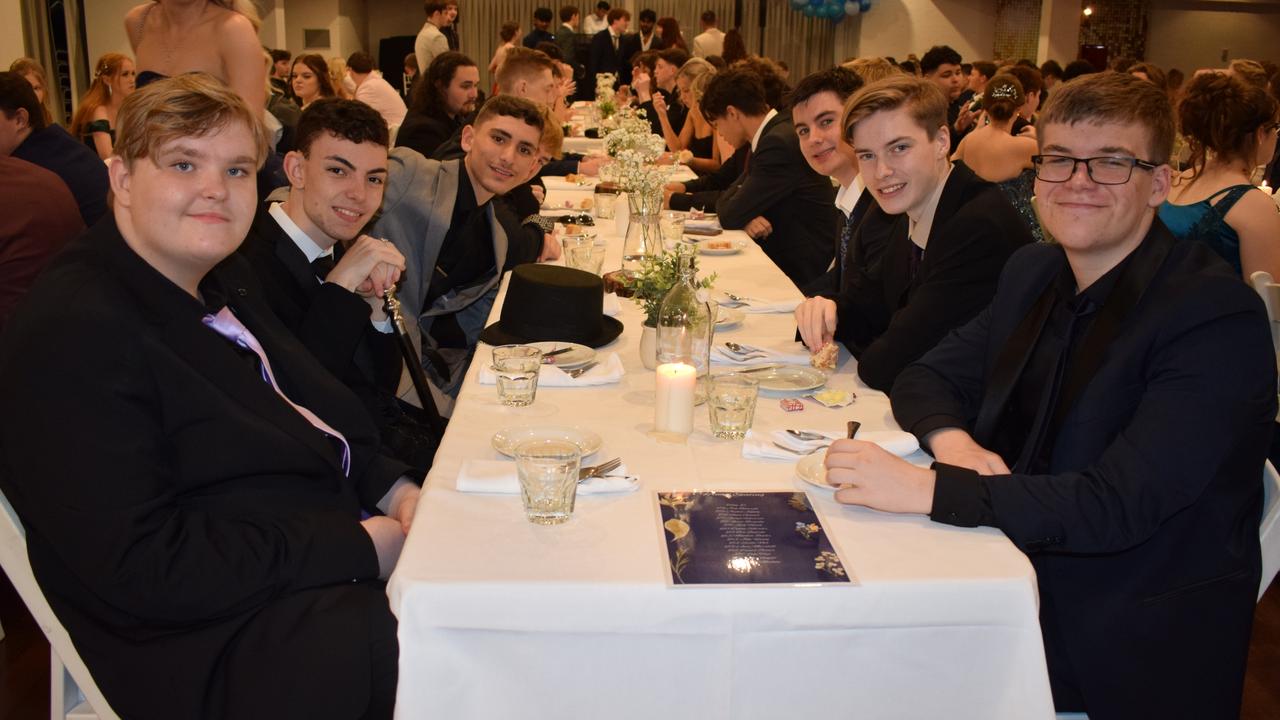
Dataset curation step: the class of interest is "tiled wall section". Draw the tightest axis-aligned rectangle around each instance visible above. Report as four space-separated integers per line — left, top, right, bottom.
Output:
1080 0 1151 66
994 0 1042 64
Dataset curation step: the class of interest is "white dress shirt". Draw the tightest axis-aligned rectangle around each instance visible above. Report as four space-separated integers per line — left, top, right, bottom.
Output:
749 108 779 153
907 163 953 250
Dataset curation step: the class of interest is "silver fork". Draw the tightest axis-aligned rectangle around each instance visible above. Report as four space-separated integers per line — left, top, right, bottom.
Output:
578 457 622 481
772 442 823 456
566 361 599 378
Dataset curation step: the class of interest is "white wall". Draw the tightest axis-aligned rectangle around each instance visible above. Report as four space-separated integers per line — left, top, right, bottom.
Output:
857 0 998 63
84 0 137 66
1 0 25 62
366 0 422 52
1037 0 1081 65
1147 2 1280 72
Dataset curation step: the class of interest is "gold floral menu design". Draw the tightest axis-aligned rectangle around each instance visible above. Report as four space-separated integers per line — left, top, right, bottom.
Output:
658 491 853 586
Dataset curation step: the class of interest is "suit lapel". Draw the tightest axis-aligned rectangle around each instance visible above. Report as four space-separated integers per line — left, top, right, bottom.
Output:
973 280 1058 445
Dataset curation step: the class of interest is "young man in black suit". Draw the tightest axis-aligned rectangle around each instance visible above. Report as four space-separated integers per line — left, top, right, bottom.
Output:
0 74 414 720
238 98 444 474
618 8 663 68
795 74 1030 390
695 67 839 288
824 72 1275 719
587 7 630 87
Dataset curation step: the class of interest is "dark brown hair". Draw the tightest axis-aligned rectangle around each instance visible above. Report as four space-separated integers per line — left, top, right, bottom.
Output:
291 54 336 100
1038 71 1176 164
722 29 747 66
982 74 1024 122
1178 70 1278 177
295 97 389 155
700 67 768 119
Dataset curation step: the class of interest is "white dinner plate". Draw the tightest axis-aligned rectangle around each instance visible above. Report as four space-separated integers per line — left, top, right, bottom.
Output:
698 238 747 255
492 426 603 459
530 341 596 370
751 365 827 393
714 307 745 328
796 453 836 494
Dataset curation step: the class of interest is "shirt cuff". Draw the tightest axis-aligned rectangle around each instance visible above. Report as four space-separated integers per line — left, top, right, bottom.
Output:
376 475 420 515
929 462 993 528
371 317 393 334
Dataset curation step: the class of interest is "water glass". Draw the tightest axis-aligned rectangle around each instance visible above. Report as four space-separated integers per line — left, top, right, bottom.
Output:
515 439 581 524
492 345 543 406
707 373 759 440
593 188 618 220
562 233 606 275
659 211 685 245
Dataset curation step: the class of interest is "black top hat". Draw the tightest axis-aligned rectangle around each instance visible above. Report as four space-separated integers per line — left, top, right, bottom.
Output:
479 264 624 348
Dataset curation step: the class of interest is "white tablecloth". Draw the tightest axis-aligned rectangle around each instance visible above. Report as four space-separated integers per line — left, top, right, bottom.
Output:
387 189 1054 719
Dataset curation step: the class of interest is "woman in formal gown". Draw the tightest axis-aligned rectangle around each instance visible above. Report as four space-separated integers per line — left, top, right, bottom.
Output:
124 0 265 110
1159 71 1280 280
951 74 1043 242
69 54 137 159
652 59 721 175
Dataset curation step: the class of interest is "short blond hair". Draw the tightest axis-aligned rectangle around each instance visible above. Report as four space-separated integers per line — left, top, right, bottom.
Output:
842 74 948 145
842 57 900 85
114 73 270 169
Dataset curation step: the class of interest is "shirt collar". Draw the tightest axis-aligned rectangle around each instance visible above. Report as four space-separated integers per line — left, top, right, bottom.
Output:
907 162 953 250
750 108 778 153
269 202 330 264
834 174 864 217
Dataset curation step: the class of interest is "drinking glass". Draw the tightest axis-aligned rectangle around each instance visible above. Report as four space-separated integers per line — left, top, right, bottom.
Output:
593 188 618 220
515 439 581 524
659 211 685 246
492 345 543 406
707 374 759 439
562 233 606 275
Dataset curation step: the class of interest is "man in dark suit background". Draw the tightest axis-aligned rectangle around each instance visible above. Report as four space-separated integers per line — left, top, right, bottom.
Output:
795 75 1030 391
238 98 443 474
618 8 664 68
696 67 839 289
0 74 415 720
587 7 630 87
0 72 109 226
824 72 1274 719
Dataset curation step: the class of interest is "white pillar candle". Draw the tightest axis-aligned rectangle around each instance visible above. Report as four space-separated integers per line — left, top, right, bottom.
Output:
655 362 696 435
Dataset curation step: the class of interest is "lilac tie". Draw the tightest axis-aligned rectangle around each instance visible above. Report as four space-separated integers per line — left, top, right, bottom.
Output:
203 307 351 475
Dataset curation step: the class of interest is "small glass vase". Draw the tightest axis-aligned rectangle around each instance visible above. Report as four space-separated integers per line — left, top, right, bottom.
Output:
656 248 712 405
622 188 665 273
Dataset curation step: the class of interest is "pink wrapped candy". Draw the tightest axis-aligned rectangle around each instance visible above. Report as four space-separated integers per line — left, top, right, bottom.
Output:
779 398 804 412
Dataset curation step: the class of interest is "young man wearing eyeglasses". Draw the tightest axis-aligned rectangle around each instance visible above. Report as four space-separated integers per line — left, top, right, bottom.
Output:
825 72 1275 718
794 74 1031 391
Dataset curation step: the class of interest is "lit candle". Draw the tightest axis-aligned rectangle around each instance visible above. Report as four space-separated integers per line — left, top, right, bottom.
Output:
655 362 696 435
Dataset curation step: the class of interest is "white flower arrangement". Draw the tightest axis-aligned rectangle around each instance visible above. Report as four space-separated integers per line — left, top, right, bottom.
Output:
599 106 672 196
595 72 618 119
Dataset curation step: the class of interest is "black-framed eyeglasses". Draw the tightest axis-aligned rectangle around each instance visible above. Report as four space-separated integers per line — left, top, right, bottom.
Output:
1031 154 1159 185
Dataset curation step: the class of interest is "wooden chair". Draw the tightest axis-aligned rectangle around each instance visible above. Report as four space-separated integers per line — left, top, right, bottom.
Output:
0 487 118 719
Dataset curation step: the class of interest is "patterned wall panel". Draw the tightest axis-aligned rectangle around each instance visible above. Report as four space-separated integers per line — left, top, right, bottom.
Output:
994 0 1042 64
1080 0 1150 65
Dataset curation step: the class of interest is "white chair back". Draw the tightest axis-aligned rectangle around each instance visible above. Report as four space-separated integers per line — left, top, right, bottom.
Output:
1249 271 1280 352
0 487 118 719
1262 461 1280 601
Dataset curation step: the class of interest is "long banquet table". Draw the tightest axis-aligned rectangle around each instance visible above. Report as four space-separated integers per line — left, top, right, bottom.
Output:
387 182 1055 719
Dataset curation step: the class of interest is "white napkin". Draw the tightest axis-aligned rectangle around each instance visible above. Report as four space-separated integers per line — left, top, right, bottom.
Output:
684 217 721 232
717 292 802 314
543 175 599 191
711 342 811 366
456 459 638 494
478 352 625 387
603 292 622 317
741 429 920 461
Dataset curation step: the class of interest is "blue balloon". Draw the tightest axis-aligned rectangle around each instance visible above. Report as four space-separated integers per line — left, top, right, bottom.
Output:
859 0 872 11
802 4 818 16
810 0 824 7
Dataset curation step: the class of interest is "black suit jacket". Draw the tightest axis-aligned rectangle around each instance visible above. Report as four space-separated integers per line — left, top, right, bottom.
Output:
396 109 463 161
12 124 109 226
588 29 627 86
835 163 1030 391
617 31 664 69
891 226 1274 718
0 217 409 719
799 187 894 298
668 144 747 212
716 112 838 288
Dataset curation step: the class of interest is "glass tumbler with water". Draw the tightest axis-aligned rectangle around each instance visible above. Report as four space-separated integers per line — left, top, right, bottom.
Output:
707 373 759 439
492 345 543 406
515 439 581 524
562 233 606 275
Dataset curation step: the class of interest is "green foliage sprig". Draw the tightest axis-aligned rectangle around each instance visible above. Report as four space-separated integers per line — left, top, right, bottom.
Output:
624 250 716 327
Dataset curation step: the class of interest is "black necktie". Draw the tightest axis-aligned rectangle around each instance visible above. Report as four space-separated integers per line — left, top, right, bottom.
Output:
907 243 924 282
311 253 335 281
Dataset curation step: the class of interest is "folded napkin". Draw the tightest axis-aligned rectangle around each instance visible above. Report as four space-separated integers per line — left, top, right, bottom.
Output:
741 429 920 461
478 352 625 387
685 217 722 232
543 175 599 191
603 292 622 317
717 292 802 314
456 459 638 494
711 342 810 366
